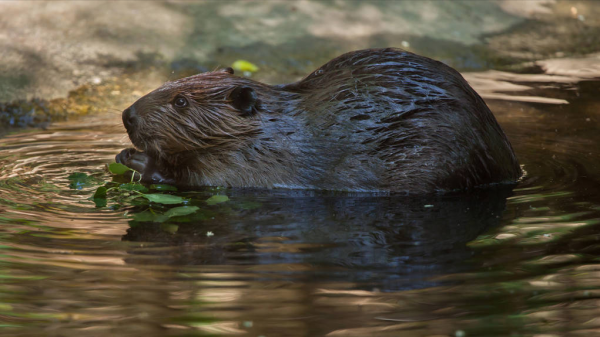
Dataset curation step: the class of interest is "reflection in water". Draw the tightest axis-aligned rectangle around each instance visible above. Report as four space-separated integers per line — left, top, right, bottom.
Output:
123 188 512 291
0 76 599 336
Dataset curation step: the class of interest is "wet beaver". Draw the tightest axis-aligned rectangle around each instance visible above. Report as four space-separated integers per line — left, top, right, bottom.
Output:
116 48 520 193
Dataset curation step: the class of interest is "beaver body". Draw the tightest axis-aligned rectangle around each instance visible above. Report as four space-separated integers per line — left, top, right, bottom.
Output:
117 48 520 193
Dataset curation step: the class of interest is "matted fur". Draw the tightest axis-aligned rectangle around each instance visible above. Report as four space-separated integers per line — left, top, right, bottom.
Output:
119 48 521 193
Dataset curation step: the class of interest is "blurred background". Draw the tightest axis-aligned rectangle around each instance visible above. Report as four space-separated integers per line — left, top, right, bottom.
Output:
2 0 599 108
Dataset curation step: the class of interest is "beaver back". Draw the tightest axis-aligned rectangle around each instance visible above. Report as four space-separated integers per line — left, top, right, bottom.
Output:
276 48 520 193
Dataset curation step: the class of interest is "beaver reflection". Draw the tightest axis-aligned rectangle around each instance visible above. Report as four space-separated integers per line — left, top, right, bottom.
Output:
122 187 512 291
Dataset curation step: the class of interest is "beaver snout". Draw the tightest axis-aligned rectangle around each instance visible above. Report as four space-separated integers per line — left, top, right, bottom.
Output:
122 106 137 131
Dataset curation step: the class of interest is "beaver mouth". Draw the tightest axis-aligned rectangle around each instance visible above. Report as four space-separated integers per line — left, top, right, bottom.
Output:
126 129 148 152
126 130 167 161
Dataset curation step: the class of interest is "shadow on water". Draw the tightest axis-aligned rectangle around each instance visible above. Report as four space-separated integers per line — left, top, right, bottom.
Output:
122 188 514 292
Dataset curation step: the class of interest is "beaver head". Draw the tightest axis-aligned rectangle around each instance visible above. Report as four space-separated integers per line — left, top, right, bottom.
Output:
122 67 273 164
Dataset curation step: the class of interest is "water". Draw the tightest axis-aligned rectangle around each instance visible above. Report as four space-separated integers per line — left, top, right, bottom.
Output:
0 74 599 337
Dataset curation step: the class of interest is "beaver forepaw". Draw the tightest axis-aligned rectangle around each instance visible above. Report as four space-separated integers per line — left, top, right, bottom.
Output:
116 148 148 172
115 148 174 185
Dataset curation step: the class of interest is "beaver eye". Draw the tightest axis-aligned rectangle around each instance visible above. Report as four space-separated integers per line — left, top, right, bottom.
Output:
173 96 188 108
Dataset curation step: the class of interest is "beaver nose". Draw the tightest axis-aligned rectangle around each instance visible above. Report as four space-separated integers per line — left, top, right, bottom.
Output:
122 106 137 130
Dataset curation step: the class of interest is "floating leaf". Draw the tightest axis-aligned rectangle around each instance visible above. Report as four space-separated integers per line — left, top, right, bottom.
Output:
38 182 61 192
93 186 107 199
206 195 229 205
150 184 178 191
165 206 199 218
232 60 259 72
93 198 107 208
108 162 131 175
143 194 184 205
133 211 168 223
132 211 153 222
68 172 88 180
119 183 148 193
130 197 149 206
161 223 179 234
68 172 100 190
91 186 107 208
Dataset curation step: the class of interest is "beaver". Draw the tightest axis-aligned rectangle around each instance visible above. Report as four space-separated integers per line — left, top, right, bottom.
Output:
116 48 521 193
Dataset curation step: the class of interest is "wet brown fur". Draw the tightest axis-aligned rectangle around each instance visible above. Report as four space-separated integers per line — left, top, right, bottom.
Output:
118 48 521 193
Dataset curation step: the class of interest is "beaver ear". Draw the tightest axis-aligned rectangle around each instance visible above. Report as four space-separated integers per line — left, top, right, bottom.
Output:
229 86 257 116
218 67 234 75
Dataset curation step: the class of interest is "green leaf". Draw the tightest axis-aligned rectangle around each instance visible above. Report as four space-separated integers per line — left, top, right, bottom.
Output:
164 206 199 218
68 172 100 190
232 60 259 72
132 211 153 222
93 198 107 208
206 195 229 205
161 223 179 234
119 183 148 193
92 186 107 207
38 182 61 192
150 184 178 191
108 162 131 175
130 197 149 206
133 211 168 223
93 186 107 199
68 172 88 180
143 194 184 205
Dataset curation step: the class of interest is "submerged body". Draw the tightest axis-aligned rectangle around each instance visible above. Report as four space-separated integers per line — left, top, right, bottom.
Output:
117 48 520 193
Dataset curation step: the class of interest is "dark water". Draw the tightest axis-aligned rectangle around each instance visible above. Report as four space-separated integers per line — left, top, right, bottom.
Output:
0 77 599 337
